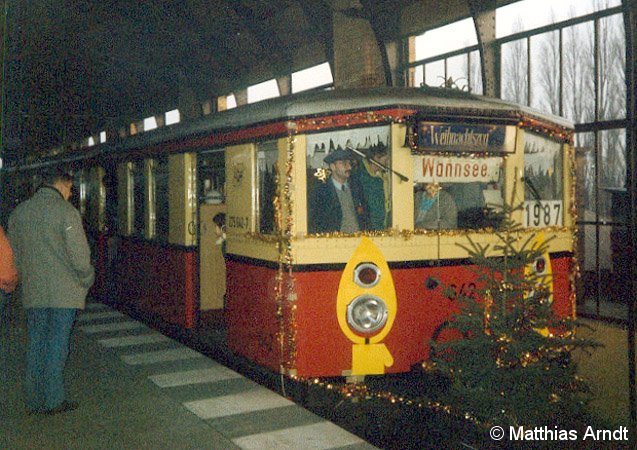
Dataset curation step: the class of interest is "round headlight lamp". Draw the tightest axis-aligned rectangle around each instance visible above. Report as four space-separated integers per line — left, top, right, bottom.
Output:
534 257 547 274
354 263 381 288
346 295 388 334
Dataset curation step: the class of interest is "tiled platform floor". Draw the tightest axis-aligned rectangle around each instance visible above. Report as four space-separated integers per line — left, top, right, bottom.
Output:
1 301 377 450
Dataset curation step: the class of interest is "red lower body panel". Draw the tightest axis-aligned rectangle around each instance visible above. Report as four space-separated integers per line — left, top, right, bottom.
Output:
225 255 574 378
113 239 198 328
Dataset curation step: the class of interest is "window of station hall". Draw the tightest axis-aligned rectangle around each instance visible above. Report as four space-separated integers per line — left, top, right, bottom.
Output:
291 62 333 93
247 79 280 104
407 0 628 322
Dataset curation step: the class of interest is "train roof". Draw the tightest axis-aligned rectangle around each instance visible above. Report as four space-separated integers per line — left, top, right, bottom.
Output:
7 87 574 171
176 86 575 135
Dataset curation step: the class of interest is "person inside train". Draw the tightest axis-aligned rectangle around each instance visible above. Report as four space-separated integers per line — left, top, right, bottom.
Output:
213 212 227 258
414 183 458 230
350 143 391 231
308 147 370 234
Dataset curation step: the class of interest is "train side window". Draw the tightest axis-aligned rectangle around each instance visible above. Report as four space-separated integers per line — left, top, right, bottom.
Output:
154 156 169 240
199 151 225 204
256 141 278 234
103 165 118 233
83 166 106 239
413 154 505 230
132 161 145 236
306 125 392 234
523 132 564 227
74 169 88 216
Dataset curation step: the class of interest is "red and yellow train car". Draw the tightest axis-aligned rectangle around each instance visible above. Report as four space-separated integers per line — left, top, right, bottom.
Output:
5 87 576 379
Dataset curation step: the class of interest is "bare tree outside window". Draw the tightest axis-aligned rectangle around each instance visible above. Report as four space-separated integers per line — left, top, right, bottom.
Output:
563 21 595 123
501 20 528 104
531 29 560 114
598 9 626 121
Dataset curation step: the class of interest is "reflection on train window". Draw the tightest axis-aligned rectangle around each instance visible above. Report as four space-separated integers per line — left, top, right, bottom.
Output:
413 155 505 230
132 161 145 236
199 151 225 204
74 169 88 215
103 165 118 233
84 167 105 236
257 141 278 234
306 126 392 234
154 156 169 240
524 132 564 227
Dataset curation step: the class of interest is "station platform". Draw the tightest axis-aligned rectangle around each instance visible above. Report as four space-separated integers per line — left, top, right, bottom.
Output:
1 301 378 450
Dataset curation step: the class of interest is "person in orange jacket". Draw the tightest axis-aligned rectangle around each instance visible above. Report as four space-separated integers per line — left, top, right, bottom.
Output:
0 224 18 321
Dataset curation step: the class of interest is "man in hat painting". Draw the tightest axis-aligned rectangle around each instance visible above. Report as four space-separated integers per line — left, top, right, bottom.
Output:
308 147 370 233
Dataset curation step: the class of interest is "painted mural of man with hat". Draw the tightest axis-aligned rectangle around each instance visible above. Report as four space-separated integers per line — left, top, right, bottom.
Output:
308 147 370 233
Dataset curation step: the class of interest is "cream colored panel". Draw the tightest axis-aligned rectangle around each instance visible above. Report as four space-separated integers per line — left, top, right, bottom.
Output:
225 144 256 249
228 236 280 262
281 135 305 237
169 153 197 246
391 123 413 231
199 203 226 310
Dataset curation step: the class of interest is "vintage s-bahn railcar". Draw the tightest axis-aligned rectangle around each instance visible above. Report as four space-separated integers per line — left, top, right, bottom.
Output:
5 87 576 379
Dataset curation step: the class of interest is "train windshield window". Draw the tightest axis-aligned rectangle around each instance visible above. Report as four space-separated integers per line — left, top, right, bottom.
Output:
306 126 392 234
523 132 564 227
257 141 278 234
413 154 505 230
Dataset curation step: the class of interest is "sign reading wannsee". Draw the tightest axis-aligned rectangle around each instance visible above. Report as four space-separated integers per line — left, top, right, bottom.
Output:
416 122 514 153
413 155 502 183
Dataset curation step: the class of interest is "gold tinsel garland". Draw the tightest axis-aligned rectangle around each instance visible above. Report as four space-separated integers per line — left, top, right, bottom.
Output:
303 225 574 240
301 376 491 429
273 133 298 376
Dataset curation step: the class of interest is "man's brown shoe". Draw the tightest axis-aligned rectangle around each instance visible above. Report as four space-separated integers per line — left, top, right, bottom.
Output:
45 400 79 415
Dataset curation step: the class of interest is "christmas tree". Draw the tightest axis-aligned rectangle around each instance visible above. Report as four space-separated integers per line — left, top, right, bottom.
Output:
431 198 599 428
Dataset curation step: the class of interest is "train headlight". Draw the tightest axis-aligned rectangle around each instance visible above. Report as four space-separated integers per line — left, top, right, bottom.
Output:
534 257 547 274
346 295 388 334
354 263 381 288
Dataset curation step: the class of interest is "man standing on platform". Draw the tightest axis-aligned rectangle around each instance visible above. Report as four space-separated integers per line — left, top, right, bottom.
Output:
9 167 94 415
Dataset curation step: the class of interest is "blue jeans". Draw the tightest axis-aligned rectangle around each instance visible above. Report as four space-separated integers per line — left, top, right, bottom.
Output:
25 308 78 411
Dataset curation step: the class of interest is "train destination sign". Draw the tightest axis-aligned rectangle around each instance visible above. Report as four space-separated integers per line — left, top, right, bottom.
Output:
413 155 502 183
415 122 515 153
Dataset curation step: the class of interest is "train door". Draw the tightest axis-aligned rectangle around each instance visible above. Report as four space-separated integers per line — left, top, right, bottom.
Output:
198 151 226 325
